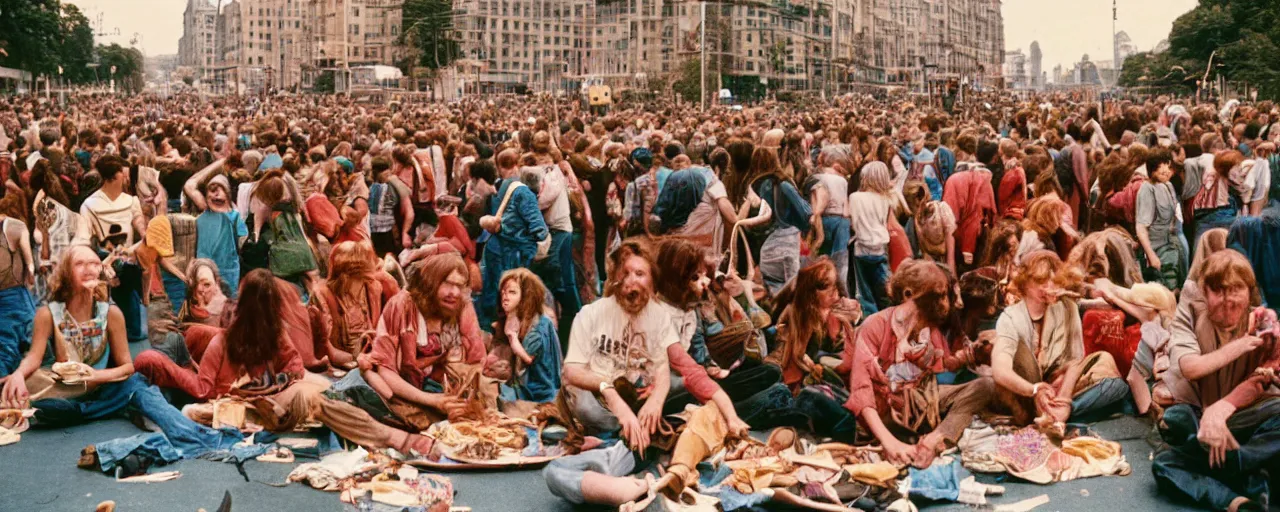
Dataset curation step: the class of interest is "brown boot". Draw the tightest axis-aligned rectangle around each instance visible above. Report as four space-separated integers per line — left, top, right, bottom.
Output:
78 445 99 470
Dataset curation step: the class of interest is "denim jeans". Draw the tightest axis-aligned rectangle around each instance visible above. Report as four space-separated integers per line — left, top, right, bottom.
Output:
89 375 244 472
1069 377 1134 423
1193 207 1237 256
478 241 536 331
543 441 635 504
760 226 801 296
110 261 147 343
33 373 154 427
662 362 782 416
160 268 186 316
1153 398 1280 510
532 230 581 344
853 254 891 315
0 286 35 377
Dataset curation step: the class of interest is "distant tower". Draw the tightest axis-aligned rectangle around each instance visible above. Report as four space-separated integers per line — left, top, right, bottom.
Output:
1029 41 1042 89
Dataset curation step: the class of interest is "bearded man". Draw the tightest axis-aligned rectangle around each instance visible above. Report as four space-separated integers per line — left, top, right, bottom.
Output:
358 254 485 427
845 260 994 468
1154 250 1280 512
545 239 749 507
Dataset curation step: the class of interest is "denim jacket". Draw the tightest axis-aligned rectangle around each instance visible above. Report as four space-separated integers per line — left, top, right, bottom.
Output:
488 178 549 253
755 177 812 234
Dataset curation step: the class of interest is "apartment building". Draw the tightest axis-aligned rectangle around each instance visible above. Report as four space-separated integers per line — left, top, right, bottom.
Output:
178 0 220 81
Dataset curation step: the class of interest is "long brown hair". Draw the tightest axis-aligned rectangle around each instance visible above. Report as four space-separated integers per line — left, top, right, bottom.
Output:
328 241 377 300
494 268 547 346
776 259 837 371
408 253 469 321
654 237 707 310
49 245 107 304
224 269 287 369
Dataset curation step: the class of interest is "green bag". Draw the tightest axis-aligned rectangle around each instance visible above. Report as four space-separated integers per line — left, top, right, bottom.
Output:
267 212 317 278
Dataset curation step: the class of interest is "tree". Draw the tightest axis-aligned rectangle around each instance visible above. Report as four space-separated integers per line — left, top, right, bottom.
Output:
1129 1 1280 99
400 0 460 71
97 44 145 94
0 0 64 76
672 58 702 103
57 3 94 84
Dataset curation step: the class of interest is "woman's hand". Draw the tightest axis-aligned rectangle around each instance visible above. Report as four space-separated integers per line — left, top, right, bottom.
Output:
882 438 916 466
1147 251 1162 271
2 375 28 409
1198 401 1239 468
637 398 663 437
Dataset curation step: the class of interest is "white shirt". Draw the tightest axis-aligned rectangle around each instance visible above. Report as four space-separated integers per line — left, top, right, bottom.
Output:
847 191 893 256
530 163 573 232
565 297 679 386
78 189 142 246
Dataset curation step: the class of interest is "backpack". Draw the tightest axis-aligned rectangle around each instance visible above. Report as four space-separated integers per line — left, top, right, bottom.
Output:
1053 148 1077 197
266 210 317 278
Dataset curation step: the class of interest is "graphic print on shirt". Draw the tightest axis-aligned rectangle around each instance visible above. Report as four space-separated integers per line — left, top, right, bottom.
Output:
589 321 655 393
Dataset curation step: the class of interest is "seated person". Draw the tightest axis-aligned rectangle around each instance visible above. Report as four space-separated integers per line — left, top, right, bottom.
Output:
133 268 435 454
546 240 748 507
354 254 485 429
845 259 993 468
486 268 561 403
992 250 1131 425
1154 250 1280 512
318 241 398 365
2 246 141 426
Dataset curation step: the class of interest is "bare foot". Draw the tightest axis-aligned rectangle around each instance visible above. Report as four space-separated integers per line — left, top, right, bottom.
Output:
581 436 604 451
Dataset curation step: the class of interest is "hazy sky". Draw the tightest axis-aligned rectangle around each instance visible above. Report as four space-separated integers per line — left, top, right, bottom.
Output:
1003 0 1197 72
72 0 1200 72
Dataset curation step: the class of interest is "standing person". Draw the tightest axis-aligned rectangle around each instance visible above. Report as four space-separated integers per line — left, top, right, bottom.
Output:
942 134 996 275
992 250 1130 424
28 159 81 303
1153 251 1280 512
366 156 415 257
998 139 1028 220
805 146 852 296
489 268 561 403
183 158 248 298
1190 150 1245 246
621 148 658 237
651 154 738 255
1135 148 1186 291
848 161 895 315
477 153 549 330
78 154 148 343
748 147 811 295
0 190 34 376
526 132 584 344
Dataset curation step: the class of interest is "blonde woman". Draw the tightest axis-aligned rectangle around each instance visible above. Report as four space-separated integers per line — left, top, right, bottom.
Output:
848 161 895 314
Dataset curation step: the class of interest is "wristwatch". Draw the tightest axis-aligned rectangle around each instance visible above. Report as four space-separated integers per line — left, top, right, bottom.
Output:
1031 383 1042 397
598 381 615 395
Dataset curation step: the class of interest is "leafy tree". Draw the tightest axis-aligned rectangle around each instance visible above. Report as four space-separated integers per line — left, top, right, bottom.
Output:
57 3 94 84
97 44 145 94
0 0 64 76
400 0 460 71
672 58 702 103
1132 1 1280 99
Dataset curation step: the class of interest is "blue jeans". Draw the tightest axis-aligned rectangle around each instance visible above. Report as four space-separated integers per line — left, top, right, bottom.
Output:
1069 377 1133 423
160 268 186 316
1153 398 1280 510
760 226 801 296
0 286 35 377
110 261 147 343
89 375 244 472
533 230 581 344
853 254 891 315
1193 207 1237 256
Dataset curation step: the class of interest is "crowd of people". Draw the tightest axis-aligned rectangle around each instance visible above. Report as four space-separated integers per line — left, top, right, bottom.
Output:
0 88 1278 511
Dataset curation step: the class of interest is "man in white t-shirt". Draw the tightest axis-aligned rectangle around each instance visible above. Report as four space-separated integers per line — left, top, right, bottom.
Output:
79 154 147 343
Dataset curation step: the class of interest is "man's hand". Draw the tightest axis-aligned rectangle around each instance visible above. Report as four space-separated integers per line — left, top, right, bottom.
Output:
1199 401 1239 468
402 233 414 250
427 394 466 415
637 398 663 436
1229 336 1267 361
726 416 750 439
1147 252 1162 271
617 408 650 453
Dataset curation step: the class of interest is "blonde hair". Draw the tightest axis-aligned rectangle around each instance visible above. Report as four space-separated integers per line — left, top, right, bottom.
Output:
1186 228 1229 282
859 161 893 196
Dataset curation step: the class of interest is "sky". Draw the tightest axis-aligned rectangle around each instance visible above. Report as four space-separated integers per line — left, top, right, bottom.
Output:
1002 0 1198 74
65 0 190 57
70 0 1200 72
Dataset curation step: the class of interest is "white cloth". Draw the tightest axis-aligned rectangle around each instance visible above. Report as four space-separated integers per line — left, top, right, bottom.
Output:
77 190 142 246
564 297 679 386
530 163 573 232
847 191 892 256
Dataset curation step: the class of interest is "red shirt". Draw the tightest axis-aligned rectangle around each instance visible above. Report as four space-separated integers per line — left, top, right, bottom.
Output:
943 163 997 257
844 305 950 420
998 165 1027 220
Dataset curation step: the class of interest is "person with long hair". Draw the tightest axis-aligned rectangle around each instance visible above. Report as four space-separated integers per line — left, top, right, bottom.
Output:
179 259 228 326
1135 148 1187 290
843 259 993 467
992 251 1130 425
361 254 485 426
477 153 549 330
320 241 397 364
942 134 996 275
132 268 436 455
805 145 853 296
488 268 561 403
746 146 813 295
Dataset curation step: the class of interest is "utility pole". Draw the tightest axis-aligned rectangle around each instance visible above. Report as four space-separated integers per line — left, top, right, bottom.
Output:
700 0 706 110
1111 0 1118 85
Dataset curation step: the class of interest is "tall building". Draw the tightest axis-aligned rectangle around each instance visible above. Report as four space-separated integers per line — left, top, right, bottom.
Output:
178 0 220 82
1002 49 1027 89
1028 41 1042 89
210 0 309 93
